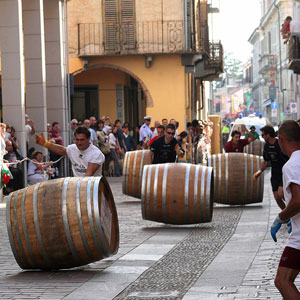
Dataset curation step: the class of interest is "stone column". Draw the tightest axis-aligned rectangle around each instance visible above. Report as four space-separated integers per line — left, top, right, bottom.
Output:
44 0 68 143
22 0 48 154
0 0 26 156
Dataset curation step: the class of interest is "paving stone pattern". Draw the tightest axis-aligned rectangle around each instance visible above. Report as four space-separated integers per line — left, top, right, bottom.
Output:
114 206 243 300
0 178 242 300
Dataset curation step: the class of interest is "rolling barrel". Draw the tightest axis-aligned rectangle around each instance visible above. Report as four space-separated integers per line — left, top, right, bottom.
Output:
141 163 213 224
122 150 152 198
208 153 264 205
6 177 119 270
243 139 265 156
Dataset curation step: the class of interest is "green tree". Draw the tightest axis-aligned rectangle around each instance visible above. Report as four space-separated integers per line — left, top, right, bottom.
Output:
224 52 243 80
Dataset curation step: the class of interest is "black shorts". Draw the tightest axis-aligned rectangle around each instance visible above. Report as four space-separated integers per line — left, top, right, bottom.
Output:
271 174 283 192
279 246 300 270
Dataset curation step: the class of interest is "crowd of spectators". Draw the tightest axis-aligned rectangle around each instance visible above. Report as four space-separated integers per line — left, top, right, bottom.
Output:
0 114 214 194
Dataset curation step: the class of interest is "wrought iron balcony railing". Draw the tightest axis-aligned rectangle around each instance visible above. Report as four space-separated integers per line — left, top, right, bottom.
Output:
205 41 223 70
77 21 206 56
258 54 277 74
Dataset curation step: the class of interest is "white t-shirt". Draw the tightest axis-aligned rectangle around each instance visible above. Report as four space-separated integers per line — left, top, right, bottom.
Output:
66 143 105 177
25 124 32 143
282 150 300 250
109 133 116 149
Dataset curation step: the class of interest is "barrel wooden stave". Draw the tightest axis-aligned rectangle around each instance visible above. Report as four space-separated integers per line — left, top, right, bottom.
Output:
142 163 213 225
122 150 152 198
243 139 265 157
6 176 119 270
208 153 264 205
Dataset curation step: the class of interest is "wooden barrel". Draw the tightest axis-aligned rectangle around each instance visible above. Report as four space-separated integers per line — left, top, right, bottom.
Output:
243 139 265 157
207 153 264 205
122 150 152 199
6 177 119 270
141 163 213 224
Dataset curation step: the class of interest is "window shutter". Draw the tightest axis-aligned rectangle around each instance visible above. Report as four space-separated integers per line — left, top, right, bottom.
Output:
120 0 136 49
103 0 119 51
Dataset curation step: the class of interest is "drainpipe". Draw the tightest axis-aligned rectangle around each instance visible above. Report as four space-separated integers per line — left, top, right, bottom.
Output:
274 2 284 121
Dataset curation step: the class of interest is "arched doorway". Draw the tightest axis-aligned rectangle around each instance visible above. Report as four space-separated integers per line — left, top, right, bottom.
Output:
72 64 153 128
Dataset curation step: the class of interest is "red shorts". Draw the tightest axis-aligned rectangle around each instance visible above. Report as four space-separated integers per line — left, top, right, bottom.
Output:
279 246 300 270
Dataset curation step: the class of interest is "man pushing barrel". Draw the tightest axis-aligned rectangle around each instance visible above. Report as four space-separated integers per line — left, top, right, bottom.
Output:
35 126 104 176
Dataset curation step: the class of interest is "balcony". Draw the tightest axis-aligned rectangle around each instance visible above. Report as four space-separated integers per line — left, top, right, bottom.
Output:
288 34 300 74
258 54 277 74
193 41 224 81
77 21 200 56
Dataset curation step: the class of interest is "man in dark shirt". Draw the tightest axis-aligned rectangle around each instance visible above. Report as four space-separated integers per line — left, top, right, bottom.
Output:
150 124 183 164
253 125 288 210
225 125 255 153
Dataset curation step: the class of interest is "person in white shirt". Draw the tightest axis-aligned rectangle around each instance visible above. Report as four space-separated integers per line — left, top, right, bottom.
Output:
139 116 153 146
270 120 300 299
84 119 98 146
35 126 105 177
28 151 52 185
108 126 121 176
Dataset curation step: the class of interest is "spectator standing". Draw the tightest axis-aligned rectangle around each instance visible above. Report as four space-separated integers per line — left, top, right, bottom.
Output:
134 125 141 149
177 131 188 163
115 119 126 153
49 122 63 176
36 126 104 176
108 126 121 176
225 126 254 153
245 125 260 140
3 140 24 194
70 119 78 144
222 121 230 148
162 118 168 129
269 121 300 299
150 124 183 164
253 125 288 210
123 125 134 151
25 114 35 153
153 120 160 137
84 119 98 146
147 125 165 148
89 116 97 131
169 119 178 139
139 116 153 147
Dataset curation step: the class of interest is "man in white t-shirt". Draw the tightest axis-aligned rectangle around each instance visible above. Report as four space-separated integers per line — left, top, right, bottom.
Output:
270 120 300 299
35 126 104 176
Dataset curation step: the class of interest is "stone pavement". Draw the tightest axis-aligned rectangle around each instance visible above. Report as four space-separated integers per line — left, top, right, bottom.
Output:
0 171 298 299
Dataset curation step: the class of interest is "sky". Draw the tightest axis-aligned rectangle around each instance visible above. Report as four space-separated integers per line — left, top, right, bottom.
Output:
210 0 261 63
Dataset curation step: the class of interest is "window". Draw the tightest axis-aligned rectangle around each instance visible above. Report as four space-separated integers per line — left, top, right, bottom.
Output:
103 0 136 52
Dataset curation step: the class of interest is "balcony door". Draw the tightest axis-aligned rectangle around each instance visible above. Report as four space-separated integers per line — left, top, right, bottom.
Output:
103 0 136 53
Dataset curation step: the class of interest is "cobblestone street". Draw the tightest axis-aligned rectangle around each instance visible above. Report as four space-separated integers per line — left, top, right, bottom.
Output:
0 171 298 299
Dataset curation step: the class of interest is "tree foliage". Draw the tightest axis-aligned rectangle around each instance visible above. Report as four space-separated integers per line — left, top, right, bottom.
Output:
224 52 243 80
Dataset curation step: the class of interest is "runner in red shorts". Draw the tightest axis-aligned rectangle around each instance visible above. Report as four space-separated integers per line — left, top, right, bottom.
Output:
270 121 300 299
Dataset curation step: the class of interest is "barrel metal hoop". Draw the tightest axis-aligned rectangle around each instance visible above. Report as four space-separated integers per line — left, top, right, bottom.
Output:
33 183 51 266
153 165 159 220
225 153 229 204
62 177 82 263
75 178 94 260
11 189 31 269
87 178 104 257
141 165 148 219
200 166 206 221
132 151 138 196
256 157 260 202
139 150 146 194
93 176 110 256
206 167 213 219
218 154 222 202
194 166 200 223
207 156 211 167
146 165 153 220
162 163 169 222
122 152 128 194
184 164 191 222
6 193 24 268
260 157 264 200
250 155 254 202
21 187 37 267
125 152 131 194
212 155 217 200
244 153 248 204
